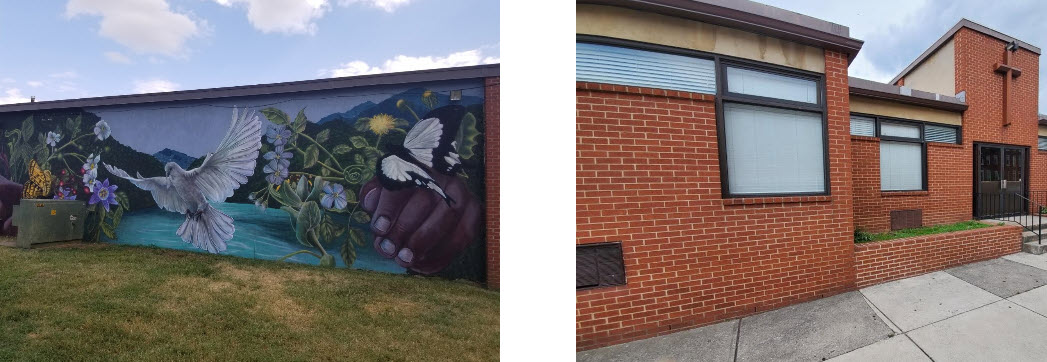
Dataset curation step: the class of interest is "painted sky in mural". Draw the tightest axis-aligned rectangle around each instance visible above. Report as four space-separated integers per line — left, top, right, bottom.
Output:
0 79 486 281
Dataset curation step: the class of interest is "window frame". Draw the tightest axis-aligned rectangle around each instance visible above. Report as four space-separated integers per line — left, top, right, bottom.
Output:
575 35 830 198
716 60 829 198
850 113 949 192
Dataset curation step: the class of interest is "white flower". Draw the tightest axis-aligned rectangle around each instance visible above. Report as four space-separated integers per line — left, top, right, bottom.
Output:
83 168 98 192
46 131 61 147
94 120 111 141
82 153 100 174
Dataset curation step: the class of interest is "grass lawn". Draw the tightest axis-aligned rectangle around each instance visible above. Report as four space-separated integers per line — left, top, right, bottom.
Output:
855 220 995 243
0 243 498 361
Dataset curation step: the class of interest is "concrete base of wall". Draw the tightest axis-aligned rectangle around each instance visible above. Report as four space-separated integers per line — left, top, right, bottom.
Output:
1023 241 1047 255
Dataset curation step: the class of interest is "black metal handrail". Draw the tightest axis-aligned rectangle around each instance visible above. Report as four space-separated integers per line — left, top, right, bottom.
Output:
977 191 1046 245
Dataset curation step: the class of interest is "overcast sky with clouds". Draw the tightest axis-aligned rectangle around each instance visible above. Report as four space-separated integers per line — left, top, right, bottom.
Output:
754 0 1047 113
0 0 498 104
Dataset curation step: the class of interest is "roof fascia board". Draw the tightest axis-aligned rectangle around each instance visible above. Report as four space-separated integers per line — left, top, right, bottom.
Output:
0 64 499 113
849 77 968 112
578 0 864 62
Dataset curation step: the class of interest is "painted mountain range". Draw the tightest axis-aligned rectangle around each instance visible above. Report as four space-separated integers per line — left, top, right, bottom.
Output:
316 88 483 125
152 148 197 169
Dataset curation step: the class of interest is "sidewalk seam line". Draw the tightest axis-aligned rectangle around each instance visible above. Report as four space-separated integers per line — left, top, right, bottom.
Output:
732 318 741 362
859 289 902 333
905 299 1005 334
904 334 935 362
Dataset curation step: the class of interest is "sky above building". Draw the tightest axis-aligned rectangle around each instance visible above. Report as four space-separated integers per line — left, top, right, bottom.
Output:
755 0 1047 113
0 0 499 104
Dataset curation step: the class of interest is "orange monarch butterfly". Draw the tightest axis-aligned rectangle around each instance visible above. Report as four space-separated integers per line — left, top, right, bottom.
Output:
21 159 53 199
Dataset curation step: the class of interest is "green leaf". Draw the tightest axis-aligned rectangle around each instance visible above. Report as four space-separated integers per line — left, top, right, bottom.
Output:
340 242 356 268
316 129 330 144
332 144 352 155
319 254 336 267
303 145 319 169
307 175 325 203
260 107 290 125
20 116 34 139
352 210 371 224
355 118 370 132
295 201 322 247
321 165 330 177
273 182 302 208
110 207 124 228
65 117 81 135
347 228 365 246
280 206 299 230
353 153 365 166
100 222 116 240
456 112 481 159
349 136 368 149
293 108 307 134
295 176 309 200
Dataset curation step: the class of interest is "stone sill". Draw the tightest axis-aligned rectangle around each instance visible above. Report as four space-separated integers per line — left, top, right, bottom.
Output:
881 191 930 197
722 195 832 206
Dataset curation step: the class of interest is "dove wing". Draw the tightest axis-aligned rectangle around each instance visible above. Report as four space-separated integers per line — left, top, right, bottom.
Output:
104 163 190 214
186 106 262 202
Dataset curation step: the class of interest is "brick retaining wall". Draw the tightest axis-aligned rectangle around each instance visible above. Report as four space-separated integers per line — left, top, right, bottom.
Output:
854 224 1022 288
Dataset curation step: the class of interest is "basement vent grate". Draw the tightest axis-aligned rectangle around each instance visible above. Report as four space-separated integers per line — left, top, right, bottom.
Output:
577 242 626 290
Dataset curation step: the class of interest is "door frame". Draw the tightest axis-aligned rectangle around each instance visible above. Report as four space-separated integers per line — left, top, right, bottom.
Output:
973 142 1030 218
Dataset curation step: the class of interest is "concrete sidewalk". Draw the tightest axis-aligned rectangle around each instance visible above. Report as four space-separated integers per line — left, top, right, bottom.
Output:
577 252 1047 362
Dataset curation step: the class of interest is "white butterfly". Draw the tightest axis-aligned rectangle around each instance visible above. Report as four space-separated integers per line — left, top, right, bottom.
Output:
376 105 464 204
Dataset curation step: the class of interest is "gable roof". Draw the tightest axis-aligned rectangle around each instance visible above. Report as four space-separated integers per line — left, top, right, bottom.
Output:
890 19 1040 86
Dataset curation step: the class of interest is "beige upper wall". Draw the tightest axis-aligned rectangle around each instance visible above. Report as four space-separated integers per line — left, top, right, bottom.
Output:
1039 125 1047 137
577 4 825 73
850 95 962 126
902 39 956 95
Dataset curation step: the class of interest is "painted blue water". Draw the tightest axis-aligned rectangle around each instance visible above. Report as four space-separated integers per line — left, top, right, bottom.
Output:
106 202 405 274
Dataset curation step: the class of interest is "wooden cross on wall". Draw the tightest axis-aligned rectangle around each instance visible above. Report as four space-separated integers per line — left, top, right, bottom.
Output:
995 41 1022 127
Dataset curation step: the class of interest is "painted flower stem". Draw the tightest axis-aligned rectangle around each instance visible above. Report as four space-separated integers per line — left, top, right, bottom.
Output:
296 133 344 170
291 148 343 176
287 172 342 182
52 133 94 154
277 249 323 261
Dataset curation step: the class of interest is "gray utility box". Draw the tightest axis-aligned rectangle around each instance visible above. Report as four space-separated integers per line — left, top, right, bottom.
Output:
12 199 87 248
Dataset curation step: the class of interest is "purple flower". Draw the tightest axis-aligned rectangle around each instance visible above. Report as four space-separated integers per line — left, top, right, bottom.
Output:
320 182 347 210
94 120 111 141
53 187 76 200
46 131 61 147
263 145 292 171
89 179 118 212
265 124 291 146
264 162 289 185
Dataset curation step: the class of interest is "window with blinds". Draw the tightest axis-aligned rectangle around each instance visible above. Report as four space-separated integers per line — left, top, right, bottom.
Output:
851 115 876 137
575 42 716 94
925 125 959 144
1039 136 1047 151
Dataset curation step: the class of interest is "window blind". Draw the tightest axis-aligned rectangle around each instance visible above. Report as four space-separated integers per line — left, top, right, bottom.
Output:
725 66 818 104
925 124 959 144
880 141 923 191
576 42 716 94
850 115 876 136
724 103 825 194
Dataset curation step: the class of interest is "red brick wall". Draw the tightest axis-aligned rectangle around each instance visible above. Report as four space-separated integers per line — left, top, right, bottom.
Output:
851 137 971 232
854 224 1021 288
484 77 499 290
575 49 856 351
954 28 1044 198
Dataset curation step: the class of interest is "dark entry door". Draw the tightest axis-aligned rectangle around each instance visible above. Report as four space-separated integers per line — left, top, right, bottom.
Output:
975 144 1027 217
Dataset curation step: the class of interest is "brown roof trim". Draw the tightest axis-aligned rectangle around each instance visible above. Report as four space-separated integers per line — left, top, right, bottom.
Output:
578 0 864 62
0 64 499 112
890 19 1041 85
849 77 968 112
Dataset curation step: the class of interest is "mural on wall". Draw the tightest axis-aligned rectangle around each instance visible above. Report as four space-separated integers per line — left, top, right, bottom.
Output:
0 80 487 281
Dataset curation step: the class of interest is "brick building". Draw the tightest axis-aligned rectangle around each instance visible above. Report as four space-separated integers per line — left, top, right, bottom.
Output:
576 0 1044 351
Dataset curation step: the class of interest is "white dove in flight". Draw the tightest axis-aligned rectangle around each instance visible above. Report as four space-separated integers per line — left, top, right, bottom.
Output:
104 107 262 254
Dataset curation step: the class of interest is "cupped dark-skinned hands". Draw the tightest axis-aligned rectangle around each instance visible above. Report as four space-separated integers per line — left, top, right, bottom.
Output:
358 169 481 274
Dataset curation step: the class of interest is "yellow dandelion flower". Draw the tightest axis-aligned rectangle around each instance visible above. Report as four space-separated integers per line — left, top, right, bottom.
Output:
368 113 396 135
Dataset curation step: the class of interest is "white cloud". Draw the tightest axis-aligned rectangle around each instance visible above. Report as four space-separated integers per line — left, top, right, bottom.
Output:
215 0 412 35
324 49 500 77
214 0 329 35
104 51 133 64
133 79 180 93
338 0 412 12
66 0 203 56
0 88 30 105
26 81 44 88
1 78 14 84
